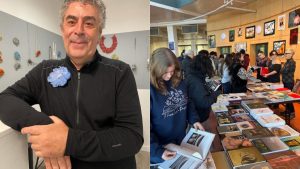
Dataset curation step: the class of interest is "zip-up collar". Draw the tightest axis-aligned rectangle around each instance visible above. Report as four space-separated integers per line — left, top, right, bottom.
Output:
65 50 102 72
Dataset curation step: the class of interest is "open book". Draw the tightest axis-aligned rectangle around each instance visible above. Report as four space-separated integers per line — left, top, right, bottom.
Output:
159 128 215 169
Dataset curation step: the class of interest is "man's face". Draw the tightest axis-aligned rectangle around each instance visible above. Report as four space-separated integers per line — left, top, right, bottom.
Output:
61 2 101 60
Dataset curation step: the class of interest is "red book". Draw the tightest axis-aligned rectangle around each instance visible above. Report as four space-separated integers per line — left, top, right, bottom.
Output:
288 93 300 98
260 67 269 76
276 88 290 91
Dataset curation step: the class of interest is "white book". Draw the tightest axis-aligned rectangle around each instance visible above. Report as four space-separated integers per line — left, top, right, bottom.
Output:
159 128 215 169
211 103 228 113
249 108 273 120
256 114 285 128
268 125 300 139
252 136 289 155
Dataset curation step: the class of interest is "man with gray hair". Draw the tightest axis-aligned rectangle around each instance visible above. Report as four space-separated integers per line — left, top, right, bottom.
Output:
0 0 143 169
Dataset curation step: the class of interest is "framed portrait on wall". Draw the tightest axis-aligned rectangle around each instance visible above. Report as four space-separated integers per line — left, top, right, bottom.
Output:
229 30 235 42
234 42 247 53
273 40 286 55
245 26 255 39
288 8 300 28
208 35 216 48
264 20 275 36
278 15 285 30
290 28 298 45
238 28 242 37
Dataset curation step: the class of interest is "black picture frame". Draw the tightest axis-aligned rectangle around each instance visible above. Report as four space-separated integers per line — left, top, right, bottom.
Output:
208 35 216 48
245 26 255 39
229 30 235 42
264 20 275 36
273 40 286 55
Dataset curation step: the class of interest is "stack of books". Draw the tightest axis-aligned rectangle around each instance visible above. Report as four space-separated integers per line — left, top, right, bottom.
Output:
241 100 273 119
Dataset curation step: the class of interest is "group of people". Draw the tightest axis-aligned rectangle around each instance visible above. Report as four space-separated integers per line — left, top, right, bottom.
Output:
150 47 297 166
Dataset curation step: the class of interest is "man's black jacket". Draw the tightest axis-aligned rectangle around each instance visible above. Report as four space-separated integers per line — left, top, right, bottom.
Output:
0 51 144 169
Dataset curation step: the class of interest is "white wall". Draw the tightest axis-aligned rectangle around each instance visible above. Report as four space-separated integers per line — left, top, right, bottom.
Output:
0 0 149 35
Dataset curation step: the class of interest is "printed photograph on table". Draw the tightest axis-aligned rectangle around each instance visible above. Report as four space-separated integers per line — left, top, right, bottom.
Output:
208 35 216 48
288 8 300 28
229 30 235 42
273 40 286 55
264 20 275 36
290 28 298 44
245 26 255 39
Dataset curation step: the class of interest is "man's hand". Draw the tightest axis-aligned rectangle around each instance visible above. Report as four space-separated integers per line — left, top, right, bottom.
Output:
193 122 205 131
44 156 72 169
21 116 69 157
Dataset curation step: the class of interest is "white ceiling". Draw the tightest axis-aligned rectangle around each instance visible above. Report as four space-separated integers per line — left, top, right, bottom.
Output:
151 0 258 27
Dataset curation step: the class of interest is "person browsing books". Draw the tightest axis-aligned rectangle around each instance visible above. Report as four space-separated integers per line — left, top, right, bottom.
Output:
150 48 204 164
256 51 269 82
263 50 281 83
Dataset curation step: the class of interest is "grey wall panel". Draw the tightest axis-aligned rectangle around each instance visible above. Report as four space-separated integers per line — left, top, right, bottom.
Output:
98 31 150 89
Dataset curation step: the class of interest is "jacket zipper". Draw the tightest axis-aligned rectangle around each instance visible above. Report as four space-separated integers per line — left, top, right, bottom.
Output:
76 72 81 126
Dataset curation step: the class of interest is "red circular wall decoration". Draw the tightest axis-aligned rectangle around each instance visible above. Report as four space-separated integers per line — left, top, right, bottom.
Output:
99 34 118 54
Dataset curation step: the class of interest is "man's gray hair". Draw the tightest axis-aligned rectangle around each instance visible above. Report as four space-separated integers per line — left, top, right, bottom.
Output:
60 0 106 29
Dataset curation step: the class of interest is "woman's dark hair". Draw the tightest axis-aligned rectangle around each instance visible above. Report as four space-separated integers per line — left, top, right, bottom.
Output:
233 52 242 63
224 54 233 67
219 54 224 59
269 50 278 56
191 50 214 78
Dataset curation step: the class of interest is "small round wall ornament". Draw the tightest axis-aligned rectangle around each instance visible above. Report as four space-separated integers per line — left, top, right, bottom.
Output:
221 33 226 40
14 51 21 61
0 68 4 77
35 50 41 57
13 37 20 47
256 25 262 34
14 63 21 71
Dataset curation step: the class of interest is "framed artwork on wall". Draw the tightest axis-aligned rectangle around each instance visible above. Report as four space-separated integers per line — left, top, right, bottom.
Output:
273 40 286 55
264 20 275 36
278 15 285 30
290 28 298 45
288 8 300 28
245 26 255 39
208 35 216 48
229 30 235 42
238 28 242 37
234 42 247 53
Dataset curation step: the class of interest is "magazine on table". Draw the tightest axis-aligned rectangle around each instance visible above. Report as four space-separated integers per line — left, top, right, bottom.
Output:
159 128 215 169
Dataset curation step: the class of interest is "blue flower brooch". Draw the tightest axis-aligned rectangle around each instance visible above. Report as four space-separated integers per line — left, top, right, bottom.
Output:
47 66 71 87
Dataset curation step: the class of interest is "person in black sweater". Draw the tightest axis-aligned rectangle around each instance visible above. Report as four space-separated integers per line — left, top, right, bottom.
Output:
263 50 282 83
186 50 221 122
230 52 254 93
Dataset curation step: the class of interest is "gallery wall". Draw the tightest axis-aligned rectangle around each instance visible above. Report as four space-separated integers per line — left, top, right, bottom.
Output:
207 0 300 80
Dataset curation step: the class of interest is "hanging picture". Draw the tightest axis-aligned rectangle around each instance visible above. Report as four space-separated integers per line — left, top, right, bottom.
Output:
234 42 247 53
273 40 286 55
208 35 216 48
238 28 242 37
229 30 235 42
245 26 255 39
288 8 300 28
290 28 298 45
264 20 275 36
278 15 285 30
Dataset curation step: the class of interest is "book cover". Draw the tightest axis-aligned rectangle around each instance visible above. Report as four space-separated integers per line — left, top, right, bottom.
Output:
236 121 255 131
221 135 253 151
251 137 289 154
268 125 299 138
288 93 300 99
235 161 273 169
217 124 240 134
264 150 300 169
216 113 235 126
256 114 285 128
242 128 274 140
229 108 248 116
232 114 254 122
281 136 300 150
211 104 228 113
227 147 266 168
260 67 269 76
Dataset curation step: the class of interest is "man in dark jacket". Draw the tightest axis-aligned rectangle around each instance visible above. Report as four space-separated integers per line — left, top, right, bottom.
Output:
0 0 143 169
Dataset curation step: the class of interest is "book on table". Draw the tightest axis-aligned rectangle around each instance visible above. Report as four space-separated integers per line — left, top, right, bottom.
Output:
242 128 274 140
221 135 253 151
256 114 285 128
235 161 272 169
227 147 266 169
281 136 300 151
159 128 215 169
216 113 235 126
268 125 299 139
264 150 300 169
236 121 255 131
217 124 240 135
232 114 254 122
251 136 289 154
